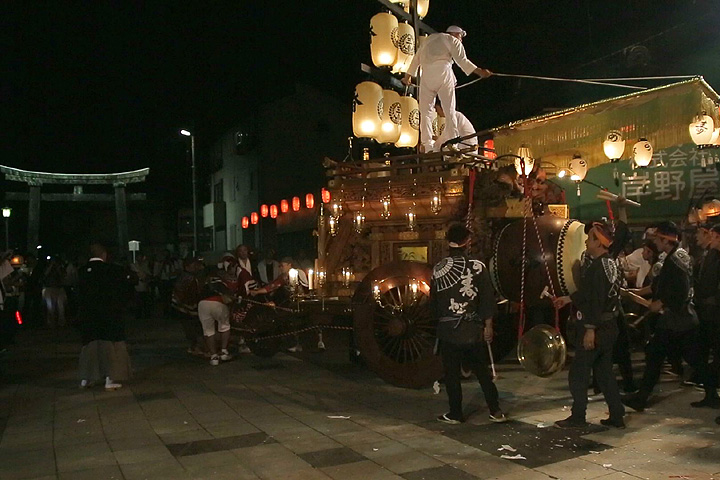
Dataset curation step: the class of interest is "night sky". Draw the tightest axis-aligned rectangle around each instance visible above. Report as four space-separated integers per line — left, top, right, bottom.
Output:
3 0 720 207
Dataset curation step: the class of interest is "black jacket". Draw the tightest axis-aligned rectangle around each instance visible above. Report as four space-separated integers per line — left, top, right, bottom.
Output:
77 260 131 344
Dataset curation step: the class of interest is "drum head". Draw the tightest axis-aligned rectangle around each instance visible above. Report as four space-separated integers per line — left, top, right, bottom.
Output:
556 220 587 296
517 324 567 377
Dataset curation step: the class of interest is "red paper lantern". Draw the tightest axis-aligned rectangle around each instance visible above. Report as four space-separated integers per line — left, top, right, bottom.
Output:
250 212 259 225
292 196 301 212
260 204 269 218
483 139 497 160
280 199 289 213
241 216 249 229
305 193 315 209
270 205 278 218
321 188 331 204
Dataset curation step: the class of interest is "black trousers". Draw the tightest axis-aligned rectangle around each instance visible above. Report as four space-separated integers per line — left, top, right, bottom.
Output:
697 305 720 382
639 327 717 399
570 328 624 421
441 341 499 418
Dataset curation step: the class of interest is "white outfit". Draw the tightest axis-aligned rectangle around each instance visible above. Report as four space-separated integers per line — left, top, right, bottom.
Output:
198 300 230 337
624 248 651 288
237 258 252 276
434 111 477 151
407 33 478 152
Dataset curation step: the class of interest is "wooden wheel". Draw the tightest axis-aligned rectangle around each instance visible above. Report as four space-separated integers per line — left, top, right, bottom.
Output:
352 261 442 388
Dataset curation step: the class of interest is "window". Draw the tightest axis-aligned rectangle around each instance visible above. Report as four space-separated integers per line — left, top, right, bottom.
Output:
214 180 224 203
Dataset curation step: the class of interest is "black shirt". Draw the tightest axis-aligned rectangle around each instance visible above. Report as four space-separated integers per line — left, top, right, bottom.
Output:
654 246 698 331
570 253 621 329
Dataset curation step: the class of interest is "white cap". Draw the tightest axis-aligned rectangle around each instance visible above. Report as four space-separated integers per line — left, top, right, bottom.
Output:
446 25 467 37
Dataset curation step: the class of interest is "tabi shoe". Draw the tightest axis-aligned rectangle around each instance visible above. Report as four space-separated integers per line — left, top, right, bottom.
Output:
104 377 122 391
287 344 303 353
219 349 233 362
79 379 89 389
489 410 508 423
621 394 646 412
237 344 252 354
437 413 464 425
600 417 626 429
210 354 220 366
317 340 326 351
554 416 588 429
690 396 720 409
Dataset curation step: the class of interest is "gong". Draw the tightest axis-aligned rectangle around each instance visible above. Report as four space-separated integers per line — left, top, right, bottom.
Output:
517 324 567 377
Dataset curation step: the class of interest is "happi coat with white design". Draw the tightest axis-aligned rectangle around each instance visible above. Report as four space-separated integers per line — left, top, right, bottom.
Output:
430 253 497 325
653 246 699 332
569 253 621 331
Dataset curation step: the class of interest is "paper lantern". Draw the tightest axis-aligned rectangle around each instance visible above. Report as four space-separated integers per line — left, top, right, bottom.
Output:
702 199 720 217
689 113 715 147
269 205 278 219
260 204 269 218
241 216 249 229
568 154 588 182
395 95 419 148
250 212 259 225
483 139 497 160
292 196 301 212
321 188 331 204
305 193 315 209
431 111 445 139
280 199 289 213
400 0 429 18
603 130 625 162
391 22 415 74
632 138 653 167
711 128 720 146
370 13 398 68
515 146 534 176
376 89 402 144
352 82 383 139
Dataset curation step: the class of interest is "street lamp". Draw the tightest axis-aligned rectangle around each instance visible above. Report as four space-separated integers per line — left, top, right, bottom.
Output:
180 129 198 254
2 207 11 250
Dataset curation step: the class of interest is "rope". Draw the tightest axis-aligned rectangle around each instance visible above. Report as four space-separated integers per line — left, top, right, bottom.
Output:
232 323 354 342
242 297 298 313
456 73 647 91
582 75 697 81
518 158 529 340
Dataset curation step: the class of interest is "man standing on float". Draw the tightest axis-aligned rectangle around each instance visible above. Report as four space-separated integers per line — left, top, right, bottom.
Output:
402 26 492 153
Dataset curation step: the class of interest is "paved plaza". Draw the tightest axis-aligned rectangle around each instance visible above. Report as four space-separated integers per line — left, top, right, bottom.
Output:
1 319 719 480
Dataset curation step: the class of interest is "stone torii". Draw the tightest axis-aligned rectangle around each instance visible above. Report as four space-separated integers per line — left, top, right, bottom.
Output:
0 165 149 255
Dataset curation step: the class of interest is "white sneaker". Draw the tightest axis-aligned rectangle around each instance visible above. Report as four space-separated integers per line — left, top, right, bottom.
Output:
210 355 220 366
238 345 252 354
287 345 303 353
80 379 89 389
219 349 233 361
104 378 122 391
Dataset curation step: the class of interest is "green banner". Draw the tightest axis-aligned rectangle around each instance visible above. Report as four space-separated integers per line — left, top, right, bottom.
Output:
558 143 720 223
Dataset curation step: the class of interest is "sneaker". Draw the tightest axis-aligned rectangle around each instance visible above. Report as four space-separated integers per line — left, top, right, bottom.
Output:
287 345 303 353
219 349 233 362
238 345 252 354
317 341 326 351
210 355 220 366
79 379 89 389
554 416 587 429
104 378 122 391
437 413 464 425
489 411 508 423
600 417 626 429
690 396 720 409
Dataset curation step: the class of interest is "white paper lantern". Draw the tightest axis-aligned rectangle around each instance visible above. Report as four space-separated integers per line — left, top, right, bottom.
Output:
370 13 398 68
352 82 383 139
632 138 653 167
391 22 415 74
568 154 588 182
401 0 429 19
376 90 402 144
515 146 534 176
431 111 445 139
689 113 715 146
711 128 720 146
395 95 419 147
603 130 625 162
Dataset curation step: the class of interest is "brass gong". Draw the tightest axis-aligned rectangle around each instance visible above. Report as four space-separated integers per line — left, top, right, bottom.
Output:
517 324 567 377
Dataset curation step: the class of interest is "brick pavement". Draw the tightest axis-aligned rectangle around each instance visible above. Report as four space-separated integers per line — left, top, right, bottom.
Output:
0 319 718 480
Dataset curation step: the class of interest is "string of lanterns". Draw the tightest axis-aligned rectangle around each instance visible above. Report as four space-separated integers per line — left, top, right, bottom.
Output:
240 188 332 229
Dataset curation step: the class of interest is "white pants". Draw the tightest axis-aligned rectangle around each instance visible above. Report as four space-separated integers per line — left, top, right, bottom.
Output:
419 65 457 152
198 300 230 337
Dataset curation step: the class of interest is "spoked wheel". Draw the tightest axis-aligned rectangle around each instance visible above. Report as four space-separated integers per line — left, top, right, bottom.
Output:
353 261 442 388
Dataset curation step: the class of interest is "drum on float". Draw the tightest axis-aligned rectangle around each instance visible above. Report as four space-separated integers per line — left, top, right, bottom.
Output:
489 215 587 306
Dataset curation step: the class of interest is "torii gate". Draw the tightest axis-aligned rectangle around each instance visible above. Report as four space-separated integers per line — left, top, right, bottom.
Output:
0 165 149 255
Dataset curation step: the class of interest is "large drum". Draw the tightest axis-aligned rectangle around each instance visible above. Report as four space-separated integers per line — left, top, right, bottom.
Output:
490 215 586 306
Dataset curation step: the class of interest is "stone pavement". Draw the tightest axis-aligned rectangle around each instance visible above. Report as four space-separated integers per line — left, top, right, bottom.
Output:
0 319 719 480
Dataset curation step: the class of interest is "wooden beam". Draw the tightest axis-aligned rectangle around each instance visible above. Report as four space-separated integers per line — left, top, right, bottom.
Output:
4 192 146 202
